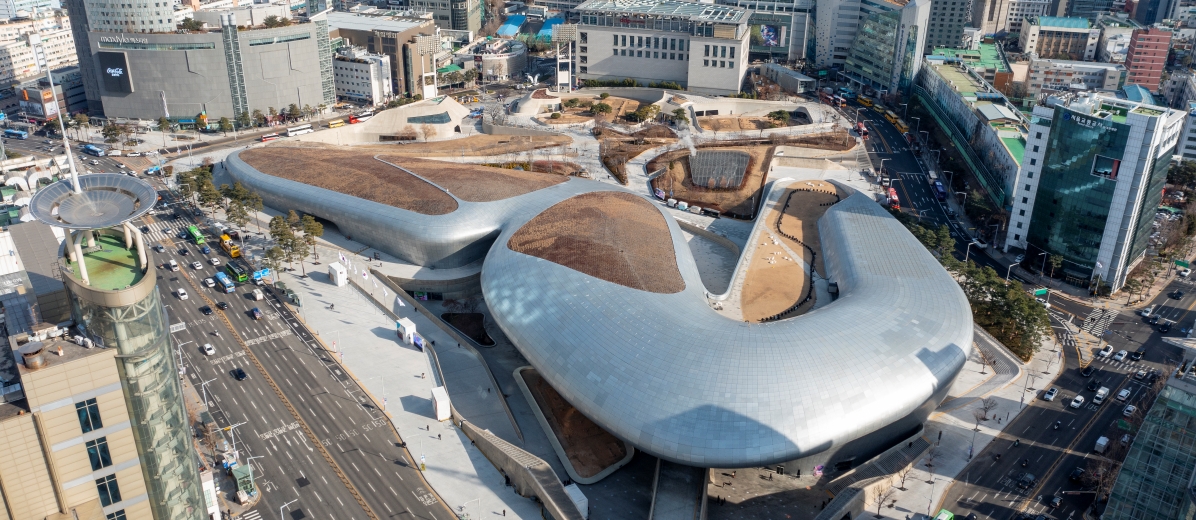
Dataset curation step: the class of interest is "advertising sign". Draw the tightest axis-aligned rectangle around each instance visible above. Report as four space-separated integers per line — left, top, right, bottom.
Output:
1092 155 1121 181
759 25 779 46
96 51 134 93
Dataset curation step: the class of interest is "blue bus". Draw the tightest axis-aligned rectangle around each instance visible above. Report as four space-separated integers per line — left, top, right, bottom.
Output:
214 272 236 293
933 180 947 202
3 129 27 140
81 144 105 156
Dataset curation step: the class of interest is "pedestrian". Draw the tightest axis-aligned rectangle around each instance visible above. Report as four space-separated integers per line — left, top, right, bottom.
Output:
427 424 429 431
998 417 1002 424
732 470 736 478
503 510 506 517
438 433 442 440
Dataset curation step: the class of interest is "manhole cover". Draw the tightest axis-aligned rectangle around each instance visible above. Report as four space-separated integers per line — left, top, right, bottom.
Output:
296 477 310 487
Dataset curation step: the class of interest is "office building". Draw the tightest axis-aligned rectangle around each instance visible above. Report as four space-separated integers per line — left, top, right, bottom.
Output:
1124 27 1169 92
385 0 481 32
925 0 971 50
1052 0 1116 20
971 0 1049 35
715 0 813 62
1003 92 1183 292
1131 0 1180 24
1019 16 1100 60
815 0 914 68
1103 362 1196 519
1026 58 1126 97
0 0 52 21
1178 101 1196 160
327 11 438 100
575 0 749 96
334 45 393 105
0 27 77 85
1095 14 1141 62
843 0 931 95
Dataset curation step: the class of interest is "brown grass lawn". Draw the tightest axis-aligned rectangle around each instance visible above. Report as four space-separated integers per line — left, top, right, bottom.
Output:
648 145 774 218
272 135 572 157
521 368 628 478
376 155 566 202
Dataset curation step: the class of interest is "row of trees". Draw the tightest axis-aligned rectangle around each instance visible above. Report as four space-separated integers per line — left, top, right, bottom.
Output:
264 211 324 276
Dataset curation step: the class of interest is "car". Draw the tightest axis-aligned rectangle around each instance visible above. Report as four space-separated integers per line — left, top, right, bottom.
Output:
1121 433 1133 446
203 278 215 288
1172 290 1186 299
1015 253 1026 263
1098 345 1114 358
191 261 202 270
216 301 229 310
200 305 213 315
1117 388 1131 401
1068 468 1085 482
209 257 221 266
250 307 263 320
1088 379 1103 391
1042 387 1059 401
1123 404 1138 416
168 259 179 271
233 368 248 381
140 225 149 233
176 288 189 300
89 159 99 165
127 152 141 157
1035 297 1051 309
1130 349 1145 361
1161 322 1173 334
1114 349 1128 361
1141 305 1156 317
1135 369 1148 380
1081 365 1096 377
972 238 988 249
1150 314 1162 325
154 245 166 253
1049 496 1062 509
200 245 211 255
202 343 215 355
1017 472 1037 489
179 248 189 255
1070 395 1086 408
1183 268 1192 277
177 230 188 239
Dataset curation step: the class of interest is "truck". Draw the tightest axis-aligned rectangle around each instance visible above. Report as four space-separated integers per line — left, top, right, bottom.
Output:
1094 387 1110 404
1095 436 1109 454
856 121 869 139
251 288 264 301
220 234 241 258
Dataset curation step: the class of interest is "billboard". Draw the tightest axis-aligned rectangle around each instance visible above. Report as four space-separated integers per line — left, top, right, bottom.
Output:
1092 155 1121 181
751 25 780 47
96 51 134 93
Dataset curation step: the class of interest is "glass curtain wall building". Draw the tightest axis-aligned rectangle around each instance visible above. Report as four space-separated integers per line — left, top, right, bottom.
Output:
842 0 930 95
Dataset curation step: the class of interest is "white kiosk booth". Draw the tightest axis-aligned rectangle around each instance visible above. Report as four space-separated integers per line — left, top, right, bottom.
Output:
397 317 417 344
328 262 347 286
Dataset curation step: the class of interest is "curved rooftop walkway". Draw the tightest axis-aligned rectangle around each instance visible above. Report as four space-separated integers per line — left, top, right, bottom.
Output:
226 148 974 468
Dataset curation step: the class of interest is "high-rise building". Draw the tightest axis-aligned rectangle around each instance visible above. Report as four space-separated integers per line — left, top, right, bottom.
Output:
925 0 971 50
1050 0 1116 20
1124 27 1170 92
1019 16 1100 60
334 45 393 106
971 0 1050 35
1003 92 1184 292
715 0 814 62
326 11 439 99
1131 0 1180 24
1103 361 1196 519
843 0 931 94
0 0 53 21
815 0 914 68
1177 101 1196 161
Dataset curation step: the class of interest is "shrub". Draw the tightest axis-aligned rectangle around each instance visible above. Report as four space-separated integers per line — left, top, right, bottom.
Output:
550 112 562 119
600 92 610 99
563 98 579 108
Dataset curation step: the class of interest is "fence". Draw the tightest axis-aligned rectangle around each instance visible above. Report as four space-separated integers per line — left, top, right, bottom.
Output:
760 187 841 322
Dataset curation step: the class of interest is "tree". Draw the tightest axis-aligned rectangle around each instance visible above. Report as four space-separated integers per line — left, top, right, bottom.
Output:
977 348 995 374
1048 255 1063 279
262 15 291 28
263 245 286 275
593 103 612 115
246 193 264 232
972 408 987 432
420 123 437 142
157 117 171 133
303 104 313 120
226 200 251 232
290 234 310 276
895 465 913 490
218 117 233 136
671 108 689 125
180 17 203 31
1169 160 1196 188
301 214 323 262
73 113 90 140
287 209 301 230
101 124 123 142
287 104 301 122
252 109 266 127
766 109 790 126
980 397 998 420
269 215 297 269
236 111 251 129
868 480 897 518
198 181 223 209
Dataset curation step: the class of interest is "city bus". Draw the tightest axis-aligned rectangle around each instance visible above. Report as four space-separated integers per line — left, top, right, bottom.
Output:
884 110 899 124
3 129 28 140
933 180 947 202
220 234 241 258
857 95 873 107
348 111 374 124
260 133 280 142
895 119 910 134
328 119 345 128
286 124 313 137
214 271 236 293
81 144 105 156
888 187 900 209
225 262 249 283
187 225 205 245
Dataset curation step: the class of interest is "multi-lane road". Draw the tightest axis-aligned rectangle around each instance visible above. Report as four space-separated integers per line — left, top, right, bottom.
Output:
137 190 452 519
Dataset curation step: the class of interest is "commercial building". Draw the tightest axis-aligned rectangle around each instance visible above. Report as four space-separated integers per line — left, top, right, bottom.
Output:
334 45 393 105
1095 14 1142 62
385 0 482 32
1178 100 1196 160
971 0 1050 36
451 37 527 81
931 43 1013 93
924 0 970 50
1103 361 1196 519
0 27 77 85
1052 0 1116 21
842 0 930 95
0 0 52 22
575 0 749 96
714 0 813 62
1019 16 1100 60
1131 0 1181 24
761 62 815 93
815 0 913 68
1025 58 1126 97
1003 92 1183 291
327 11 438 100
1124 27 1170 92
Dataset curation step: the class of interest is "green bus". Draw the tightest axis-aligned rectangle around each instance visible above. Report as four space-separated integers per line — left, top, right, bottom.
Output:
225 262 248 283
187 225 205 245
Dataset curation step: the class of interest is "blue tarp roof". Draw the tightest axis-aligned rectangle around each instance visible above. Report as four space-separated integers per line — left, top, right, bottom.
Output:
537 17 564 39
497 15 525 37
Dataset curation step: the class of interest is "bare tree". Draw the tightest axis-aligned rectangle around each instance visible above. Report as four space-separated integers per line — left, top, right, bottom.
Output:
421 123 438 142
895 465 914 490
972 408 987 432
978 348 995 374
868 480 898 518
980 397 999 420
923 445 938 472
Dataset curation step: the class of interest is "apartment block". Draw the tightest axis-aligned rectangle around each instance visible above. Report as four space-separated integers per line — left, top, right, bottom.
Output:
925 0 971 50
1124 26 1170 92
1026 58 1126 97
843 0 930 94
971 0 1049 35
334 45 393 106
816 0 911 68
1019 16 1100 60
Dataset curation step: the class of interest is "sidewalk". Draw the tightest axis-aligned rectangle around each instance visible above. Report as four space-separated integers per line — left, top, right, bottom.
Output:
883 334 1062 519
180 372 259 518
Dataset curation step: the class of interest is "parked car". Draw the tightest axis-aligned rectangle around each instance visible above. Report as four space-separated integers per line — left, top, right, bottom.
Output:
1042 387 1059 401
1015 253 1026 263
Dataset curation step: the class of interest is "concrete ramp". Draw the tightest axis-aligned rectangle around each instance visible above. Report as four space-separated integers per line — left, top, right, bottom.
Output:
648 460 707 520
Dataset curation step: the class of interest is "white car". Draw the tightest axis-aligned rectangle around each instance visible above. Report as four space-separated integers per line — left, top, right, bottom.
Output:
1098 345 1114 358
1042 387 1059 401
1123 405 1137 417
191 261 203 270
1114 349 1128 361
1182 268 1192 278
1070 395 1086 409
1117 388 1131 401
209 257 222 266
1036 297 1051 309
176 288 189 300
203 277 216 288
202 343 215 355
1141 305 1155 317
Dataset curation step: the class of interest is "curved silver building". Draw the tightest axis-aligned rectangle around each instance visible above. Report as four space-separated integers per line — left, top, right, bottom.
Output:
225 149 973 471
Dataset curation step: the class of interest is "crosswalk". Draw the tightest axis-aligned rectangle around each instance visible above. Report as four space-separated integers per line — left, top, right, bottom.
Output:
1090 354 1150 373
134 217 179 244
1081 308 1116 337
239 510 262 520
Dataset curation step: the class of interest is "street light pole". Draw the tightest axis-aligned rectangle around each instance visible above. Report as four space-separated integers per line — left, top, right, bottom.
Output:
901 102 909 120
855 107 864 123
965 242 975 263
1006 262 1019 284
911 116 920 136
199 377 216 410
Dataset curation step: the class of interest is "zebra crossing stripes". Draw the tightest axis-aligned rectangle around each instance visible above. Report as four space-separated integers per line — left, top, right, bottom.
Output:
1081 308 1116 337
134 218 177 244
239 510 262 520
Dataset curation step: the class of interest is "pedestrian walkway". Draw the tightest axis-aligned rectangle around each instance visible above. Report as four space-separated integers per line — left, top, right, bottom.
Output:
935 325 1021 413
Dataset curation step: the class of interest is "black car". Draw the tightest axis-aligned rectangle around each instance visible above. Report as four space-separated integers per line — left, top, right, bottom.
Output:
1069 467 1085 482
1130 349 1145 361
1081 365 1096 377
140 225 150 233
1049 496 1063 509
178 248 189 255
233 368 248 381
216 301 229 310
1172 290 1186 299
199 305 213 315
1161 322 1172 334
1087 379 1103 391
1017 472 1037 489
1150 314 1162 324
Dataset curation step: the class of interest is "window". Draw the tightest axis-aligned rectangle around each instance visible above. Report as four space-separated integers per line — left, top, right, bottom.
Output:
106 512 126 520
580 56 588 64
1022 197 1028 203
704 44 710 57
729 61 734 68
1029 158 1036 165
580 32 587 43
579 66 588 73
1014 234 1021 241
704 59 709 66
580 46 587 53
638 36 643 47
1032 145 1039 152
86 437 113 471
721 46 727 58
729 47 735 59
653 52 658 58
1025 184 1031 191
670 39 676 50
96 475 121 507
614 34 619 45
621 35 626 46
1036 132 1042 139
654 37 659 48
1016 221 1023 228
1019 209 1025 216
76 398 102 434
636 50 642 57
670 52 675 59
1027 171 1033 178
